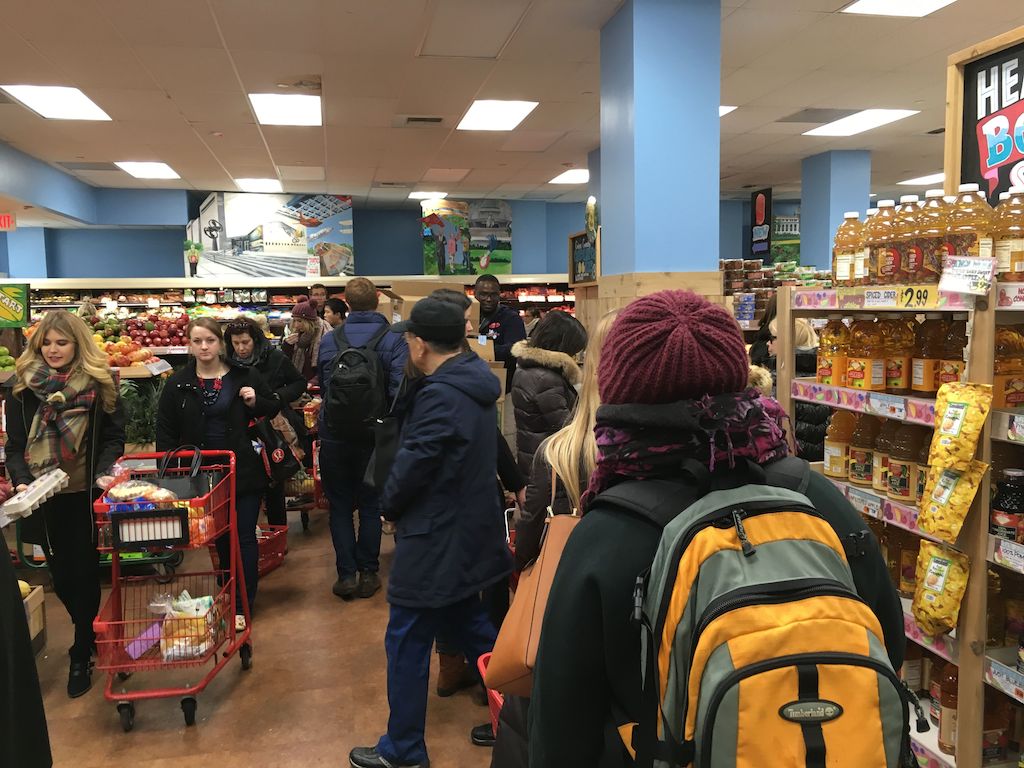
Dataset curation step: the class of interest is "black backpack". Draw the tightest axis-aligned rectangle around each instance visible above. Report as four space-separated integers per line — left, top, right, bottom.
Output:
325 324 390 437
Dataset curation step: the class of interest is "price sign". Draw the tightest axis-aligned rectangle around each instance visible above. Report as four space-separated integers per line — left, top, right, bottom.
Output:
939 256 996 296
899 286 936 309
848 486 883 520
144 359 173 375
994 538 1024 574
868 392 907 421
863 288 898 308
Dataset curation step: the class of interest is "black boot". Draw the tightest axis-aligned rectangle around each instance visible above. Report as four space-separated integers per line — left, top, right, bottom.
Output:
67 657 93 698
470 723 495 747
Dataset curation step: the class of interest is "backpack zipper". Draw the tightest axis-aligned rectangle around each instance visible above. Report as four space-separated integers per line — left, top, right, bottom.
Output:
698 651 911 768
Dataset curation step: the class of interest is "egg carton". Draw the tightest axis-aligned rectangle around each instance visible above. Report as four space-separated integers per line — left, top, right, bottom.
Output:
0 469 70 528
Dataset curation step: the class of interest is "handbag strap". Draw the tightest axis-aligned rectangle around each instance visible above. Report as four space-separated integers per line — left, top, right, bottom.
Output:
546 463 577 518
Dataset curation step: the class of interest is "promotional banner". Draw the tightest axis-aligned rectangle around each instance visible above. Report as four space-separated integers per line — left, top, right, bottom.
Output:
750 188 772 259
190 192 354 278
962 40 1024 201
569 229 599 287
0 284 30 327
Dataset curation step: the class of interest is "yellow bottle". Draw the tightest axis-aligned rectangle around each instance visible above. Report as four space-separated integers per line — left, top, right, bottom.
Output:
919 189 951 284
895 195 921 284
824 410 857 479
833 212 863 287
868 200 900 285
847 318 886 391
995 186 1024 282
947 182 995 259
881 313 914 395
817 315 850 386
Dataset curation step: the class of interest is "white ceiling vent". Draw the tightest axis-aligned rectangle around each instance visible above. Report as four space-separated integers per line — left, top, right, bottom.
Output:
391 115 445 128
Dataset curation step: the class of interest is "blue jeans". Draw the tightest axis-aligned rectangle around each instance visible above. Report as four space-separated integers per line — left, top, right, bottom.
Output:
215 492 261 615
320 438 382 579
376 597 498 765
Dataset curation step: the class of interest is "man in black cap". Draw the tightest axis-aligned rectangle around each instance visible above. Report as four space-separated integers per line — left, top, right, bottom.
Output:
349 298 512 768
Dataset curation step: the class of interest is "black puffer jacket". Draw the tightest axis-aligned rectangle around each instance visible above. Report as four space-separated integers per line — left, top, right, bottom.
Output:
510 341 581 475
227 322 307 436
794 347 831 462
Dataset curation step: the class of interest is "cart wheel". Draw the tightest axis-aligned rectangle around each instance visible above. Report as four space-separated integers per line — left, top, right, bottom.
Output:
154 563 176 584
181 697 197 727
116 671 132 682
240 643 253 671
168 551 185 568
300 511 310 532
117 702 135 732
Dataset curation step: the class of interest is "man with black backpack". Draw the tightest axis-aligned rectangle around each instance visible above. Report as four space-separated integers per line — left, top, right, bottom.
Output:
317 277 408 600
528 291 907 768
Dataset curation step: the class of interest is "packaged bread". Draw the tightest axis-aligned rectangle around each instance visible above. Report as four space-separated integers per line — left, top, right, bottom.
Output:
918 460 989 543
912 542 970 636
929 383 992 469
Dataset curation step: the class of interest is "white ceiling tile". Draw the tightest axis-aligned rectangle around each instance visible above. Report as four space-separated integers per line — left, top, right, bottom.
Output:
500 131 565 152
421 0 530 58
422 168 471 182
102 0 223 47
166 90 254 124
135 48 240 92
396 58 495 115
279 165 325 181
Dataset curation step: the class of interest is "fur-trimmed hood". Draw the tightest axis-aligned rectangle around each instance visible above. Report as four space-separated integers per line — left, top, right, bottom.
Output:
511 340 581 385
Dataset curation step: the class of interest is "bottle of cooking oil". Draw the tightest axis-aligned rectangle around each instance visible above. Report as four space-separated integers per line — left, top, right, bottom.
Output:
847 318 886 391
947 182 995 259
919 189 952 283
895 195 921 284
833 212 863 288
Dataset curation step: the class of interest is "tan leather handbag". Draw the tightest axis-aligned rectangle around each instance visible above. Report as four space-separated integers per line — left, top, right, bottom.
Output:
484 466 580 697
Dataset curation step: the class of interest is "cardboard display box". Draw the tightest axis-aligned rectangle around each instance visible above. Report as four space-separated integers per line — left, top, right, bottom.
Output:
378 281 480 329
24 584 46 655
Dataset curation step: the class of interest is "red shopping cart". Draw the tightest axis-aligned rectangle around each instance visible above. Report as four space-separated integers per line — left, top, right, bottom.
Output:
92 449 252 732
478 653 503 735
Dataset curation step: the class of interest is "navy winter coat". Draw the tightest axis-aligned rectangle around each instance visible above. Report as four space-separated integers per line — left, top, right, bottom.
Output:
316 310 409 440
381 352 513 608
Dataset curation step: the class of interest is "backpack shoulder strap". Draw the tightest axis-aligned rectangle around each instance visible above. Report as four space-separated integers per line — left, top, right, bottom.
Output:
364 323 390 352
762 456 812 494
332 325 351 353
594 461 710 530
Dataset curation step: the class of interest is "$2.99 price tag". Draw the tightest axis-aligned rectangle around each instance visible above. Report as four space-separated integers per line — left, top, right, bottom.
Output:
900 286 934 309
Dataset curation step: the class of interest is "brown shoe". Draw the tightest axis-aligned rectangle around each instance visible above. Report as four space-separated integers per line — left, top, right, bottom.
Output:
437 652 477 697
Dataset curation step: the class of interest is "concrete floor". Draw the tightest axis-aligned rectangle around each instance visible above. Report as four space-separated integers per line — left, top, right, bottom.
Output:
27 509 494 768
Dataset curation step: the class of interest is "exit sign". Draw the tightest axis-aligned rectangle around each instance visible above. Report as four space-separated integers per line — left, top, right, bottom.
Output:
0 213 15 231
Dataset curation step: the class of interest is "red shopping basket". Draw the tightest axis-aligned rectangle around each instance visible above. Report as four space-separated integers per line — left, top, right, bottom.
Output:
257 525 287 576
478 652 503 735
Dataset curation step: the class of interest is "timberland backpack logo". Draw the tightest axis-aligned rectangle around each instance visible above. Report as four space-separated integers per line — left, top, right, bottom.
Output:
779 700 844 724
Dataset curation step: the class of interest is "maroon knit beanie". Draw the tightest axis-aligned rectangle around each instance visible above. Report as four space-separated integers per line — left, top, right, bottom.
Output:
598 290 750 405
291 296 319 322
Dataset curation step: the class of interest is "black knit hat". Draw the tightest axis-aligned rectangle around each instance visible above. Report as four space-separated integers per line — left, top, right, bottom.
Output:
392 297 465 343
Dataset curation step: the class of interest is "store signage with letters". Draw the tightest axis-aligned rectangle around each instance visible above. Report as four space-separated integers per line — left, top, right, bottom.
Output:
0 212 15 231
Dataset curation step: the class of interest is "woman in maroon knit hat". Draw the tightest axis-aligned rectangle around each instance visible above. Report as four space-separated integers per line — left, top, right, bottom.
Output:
282 295 332 385
527 290 903 768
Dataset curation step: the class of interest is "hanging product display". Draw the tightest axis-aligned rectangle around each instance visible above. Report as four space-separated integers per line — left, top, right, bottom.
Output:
913 542 970 637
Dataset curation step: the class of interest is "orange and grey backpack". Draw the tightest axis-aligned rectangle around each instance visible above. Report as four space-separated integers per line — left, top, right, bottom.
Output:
595 457 925 768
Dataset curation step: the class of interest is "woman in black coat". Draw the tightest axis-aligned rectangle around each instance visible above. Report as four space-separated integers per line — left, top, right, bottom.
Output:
6 311 125 698
156 318 280 620
767 317 831 462
510 311 587 475
225 317 306 527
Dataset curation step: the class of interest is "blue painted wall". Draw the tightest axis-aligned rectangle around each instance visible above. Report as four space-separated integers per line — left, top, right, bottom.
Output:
352 208 423 276
0 233 8 276
801 150 870 269
7 228 48 277
96 189 188 227
546 203 584 273
44 228 187 278
509 201 548 274
720 201 744 262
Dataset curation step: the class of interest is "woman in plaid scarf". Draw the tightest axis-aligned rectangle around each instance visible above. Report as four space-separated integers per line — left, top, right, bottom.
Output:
6 311 124 699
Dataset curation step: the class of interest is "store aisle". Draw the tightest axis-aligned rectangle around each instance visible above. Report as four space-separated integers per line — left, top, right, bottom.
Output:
32 511 493 768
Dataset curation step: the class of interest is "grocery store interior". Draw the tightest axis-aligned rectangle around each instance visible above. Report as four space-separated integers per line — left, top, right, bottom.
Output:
6 1 1024 767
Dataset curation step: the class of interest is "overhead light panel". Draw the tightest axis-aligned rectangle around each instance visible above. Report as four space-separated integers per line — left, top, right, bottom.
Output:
248 93 322 126
803 108 918 136
898 172 945 186
841 0 957 17
0 85 110 120
235 178 283 193
409 191 448 200
457 100 538 131
719 106 737 117
115 161 179 179
549 169 590 184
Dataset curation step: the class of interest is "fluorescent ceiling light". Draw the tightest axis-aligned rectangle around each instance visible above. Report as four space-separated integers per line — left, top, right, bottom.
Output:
841 0 957 17
549 169 590 184
898 172 945 186
719 106 737 117
115 161 179 179
803 108 918 136
869 193 877 198
248 93 322 126
0 85 110 120
457 100 539 131
409 191 448 200
235 178 283 193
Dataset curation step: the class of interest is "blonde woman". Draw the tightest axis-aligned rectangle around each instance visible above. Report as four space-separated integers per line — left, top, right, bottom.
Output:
768 316 830 461
514 310 618 570
6 311 125 698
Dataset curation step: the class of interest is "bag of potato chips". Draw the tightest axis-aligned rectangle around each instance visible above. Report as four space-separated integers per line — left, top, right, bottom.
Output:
918 460 989 543
929 383 992 469
912 542 970 636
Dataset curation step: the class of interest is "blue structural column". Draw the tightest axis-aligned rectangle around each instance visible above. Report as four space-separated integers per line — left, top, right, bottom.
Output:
600 0 721 275
7 228 47 278
800 150 871 269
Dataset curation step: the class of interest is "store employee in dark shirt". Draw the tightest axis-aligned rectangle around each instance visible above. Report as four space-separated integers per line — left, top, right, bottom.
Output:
474 274 526 389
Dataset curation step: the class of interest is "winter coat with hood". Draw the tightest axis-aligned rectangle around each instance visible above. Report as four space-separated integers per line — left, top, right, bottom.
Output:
226 321 307 435
380 351 512 608
156 359 281 492
765 348 831 462
510 340 581 474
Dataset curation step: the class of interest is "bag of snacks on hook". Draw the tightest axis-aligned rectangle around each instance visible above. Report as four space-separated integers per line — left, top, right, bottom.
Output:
929 383 992 469
912 542 970 636
918 460 989 543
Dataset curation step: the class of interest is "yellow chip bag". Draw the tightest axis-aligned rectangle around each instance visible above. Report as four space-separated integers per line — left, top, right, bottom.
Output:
929 383 992 469
912 542 970 636
918 460 989 543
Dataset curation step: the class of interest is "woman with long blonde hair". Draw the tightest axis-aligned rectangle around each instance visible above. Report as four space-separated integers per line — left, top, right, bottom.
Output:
514 309 618 569
7 310 124 698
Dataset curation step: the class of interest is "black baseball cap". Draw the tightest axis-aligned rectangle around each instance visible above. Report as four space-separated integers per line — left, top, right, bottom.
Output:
392 297 466 343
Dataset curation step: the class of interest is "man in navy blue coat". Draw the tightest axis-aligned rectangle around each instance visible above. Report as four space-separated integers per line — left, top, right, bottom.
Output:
349 298 512 768
318 277 408 601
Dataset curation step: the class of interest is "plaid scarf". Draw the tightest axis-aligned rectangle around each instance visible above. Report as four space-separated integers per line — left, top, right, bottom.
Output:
582 390 791 509
24 361 97 475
